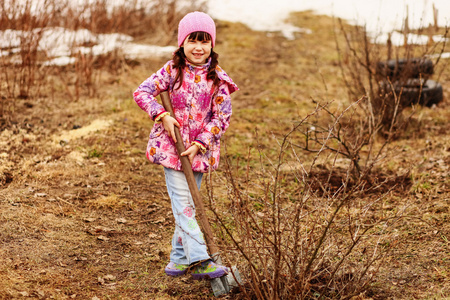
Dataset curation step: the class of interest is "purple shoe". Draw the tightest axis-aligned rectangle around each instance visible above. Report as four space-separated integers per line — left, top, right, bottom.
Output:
191 260 230 280
165 262 188 277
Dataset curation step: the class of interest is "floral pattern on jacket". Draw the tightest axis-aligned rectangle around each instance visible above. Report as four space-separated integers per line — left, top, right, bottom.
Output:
133 59 238 173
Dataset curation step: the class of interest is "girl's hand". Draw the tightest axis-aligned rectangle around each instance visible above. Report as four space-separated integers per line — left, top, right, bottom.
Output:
181 144 200 165
161 114 180 143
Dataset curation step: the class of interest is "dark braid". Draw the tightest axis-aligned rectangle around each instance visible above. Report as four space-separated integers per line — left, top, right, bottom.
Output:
208 51 220 88
172 32 220 91
172 48 187 91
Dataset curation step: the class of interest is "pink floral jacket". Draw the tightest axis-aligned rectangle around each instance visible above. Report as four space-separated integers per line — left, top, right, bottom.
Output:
133 59 238 173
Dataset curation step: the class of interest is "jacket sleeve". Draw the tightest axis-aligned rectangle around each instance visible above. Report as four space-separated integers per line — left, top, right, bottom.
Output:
195 76 237 147
133 61 172 120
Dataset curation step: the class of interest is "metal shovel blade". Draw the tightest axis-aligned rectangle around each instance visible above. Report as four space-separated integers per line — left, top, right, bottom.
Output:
211 277 229 297
211 266 242 297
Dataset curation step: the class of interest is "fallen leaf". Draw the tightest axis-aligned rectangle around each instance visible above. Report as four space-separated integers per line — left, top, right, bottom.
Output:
104 274 116 281
74 257 87 261
83 217 97 223
58 261 67 267
180 277 190 283
256 212 265 218
153 217 165 224
148 233 160 239
95 226 114 232
34 289 45 297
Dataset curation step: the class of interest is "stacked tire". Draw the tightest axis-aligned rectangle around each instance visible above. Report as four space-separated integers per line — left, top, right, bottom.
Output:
376 58 443 107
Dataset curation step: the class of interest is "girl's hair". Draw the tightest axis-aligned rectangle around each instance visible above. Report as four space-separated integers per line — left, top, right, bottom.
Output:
172 31 220 91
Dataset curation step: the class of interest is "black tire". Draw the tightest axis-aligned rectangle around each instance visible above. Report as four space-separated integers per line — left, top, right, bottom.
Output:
379 78 443 107
376 58 434 79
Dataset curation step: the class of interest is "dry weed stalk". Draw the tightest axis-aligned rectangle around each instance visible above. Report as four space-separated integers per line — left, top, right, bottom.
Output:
208 100 406 299
1 0 203 122
0 0 55 120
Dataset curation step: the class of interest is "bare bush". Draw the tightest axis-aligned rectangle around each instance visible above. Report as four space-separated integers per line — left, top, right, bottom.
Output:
208 99 410 299
206 17 448 297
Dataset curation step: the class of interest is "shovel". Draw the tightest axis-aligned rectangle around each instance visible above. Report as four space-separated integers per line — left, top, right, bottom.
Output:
160 91 242 296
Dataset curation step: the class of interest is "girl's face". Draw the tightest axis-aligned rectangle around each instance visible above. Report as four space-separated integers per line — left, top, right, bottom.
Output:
182 33 212 65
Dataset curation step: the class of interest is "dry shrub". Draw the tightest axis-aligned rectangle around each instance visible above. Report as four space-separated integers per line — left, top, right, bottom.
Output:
210 99 409 299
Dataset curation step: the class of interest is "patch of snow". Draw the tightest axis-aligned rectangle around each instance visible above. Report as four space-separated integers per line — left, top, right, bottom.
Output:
0 29 22 49
43 56 76 66
206 0 312 40
427 52 450 59
207 0 450 42
371 31 449 46
0 27 173 65
122 43 177 60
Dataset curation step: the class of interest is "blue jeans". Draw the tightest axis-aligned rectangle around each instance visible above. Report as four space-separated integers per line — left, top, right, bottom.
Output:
164 167 210 265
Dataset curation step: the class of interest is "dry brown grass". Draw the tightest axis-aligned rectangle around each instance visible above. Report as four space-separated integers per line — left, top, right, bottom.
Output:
1 5 449 300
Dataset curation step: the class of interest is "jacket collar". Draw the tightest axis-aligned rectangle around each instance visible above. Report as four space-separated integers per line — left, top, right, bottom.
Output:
185 57 211 72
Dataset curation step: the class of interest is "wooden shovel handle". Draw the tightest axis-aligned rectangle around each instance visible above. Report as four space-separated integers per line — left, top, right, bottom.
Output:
160 91 219 256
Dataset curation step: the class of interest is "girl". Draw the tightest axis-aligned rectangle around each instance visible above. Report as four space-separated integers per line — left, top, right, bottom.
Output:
133 11 238 280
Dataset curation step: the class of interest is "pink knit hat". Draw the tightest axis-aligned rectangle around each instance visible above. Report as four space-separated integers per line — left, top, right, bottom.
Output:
178 11 216 47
